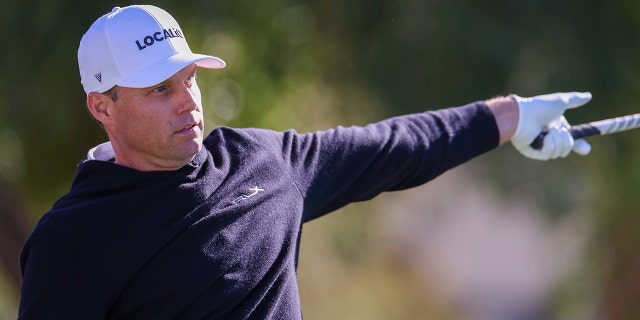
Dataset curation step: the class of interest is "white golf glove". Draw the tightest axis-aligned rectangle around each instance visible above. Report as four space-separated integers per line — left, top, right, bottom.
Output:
510 92 592 160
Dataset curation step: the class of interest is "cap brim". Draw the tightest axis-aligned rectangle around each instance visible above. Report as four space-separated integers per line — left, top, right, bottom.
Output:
118 53 226 88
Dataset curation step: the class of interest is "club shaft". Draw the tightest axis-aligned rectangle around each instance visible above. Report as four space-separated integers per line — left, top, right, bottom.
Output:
530 113 640 150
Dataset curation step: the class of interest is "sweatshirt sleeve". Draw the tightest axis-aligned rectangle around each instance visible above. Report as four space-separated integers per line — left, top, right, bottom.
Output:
19 228 109 319
275 101 499 222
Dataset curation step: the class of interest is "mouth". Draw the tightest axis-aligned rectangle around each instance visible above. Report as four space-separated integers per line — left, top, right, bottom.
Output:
176 123 199 134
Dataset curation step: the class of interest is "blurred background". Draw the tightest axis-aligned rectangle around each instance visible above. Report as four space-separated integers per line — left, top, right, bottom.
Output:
1 0 640 319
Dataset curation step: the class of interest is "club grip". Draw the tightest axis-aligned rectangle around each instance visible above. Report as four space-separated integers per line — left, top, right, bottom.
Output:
530 124 600 150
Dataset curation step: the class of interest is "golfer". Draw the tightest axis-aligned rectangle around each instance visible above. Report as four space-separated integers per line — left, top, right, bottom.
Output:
18 4 592 319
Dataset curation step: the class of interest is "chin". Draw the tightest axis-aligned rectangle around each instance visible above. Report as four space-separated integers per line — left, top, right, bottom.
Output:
186 139 203 155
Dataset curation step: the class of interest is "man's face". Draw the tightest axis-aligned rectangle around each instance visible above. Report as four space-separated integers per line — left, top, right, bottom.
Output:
105 64 205 171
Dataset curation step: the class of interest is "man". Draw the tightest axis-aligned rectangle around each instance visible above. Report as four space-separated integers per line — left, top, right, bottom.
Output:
18 4 592 319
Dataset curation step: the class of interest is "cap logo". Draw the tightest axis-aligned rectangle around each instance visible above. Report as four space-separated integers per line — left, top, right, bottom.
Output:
135 28 185 50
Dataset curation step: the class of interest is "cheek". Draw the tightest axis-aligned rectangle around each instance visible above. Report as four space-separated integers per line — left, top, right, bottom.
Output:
115 106 165 139
191 83 203 108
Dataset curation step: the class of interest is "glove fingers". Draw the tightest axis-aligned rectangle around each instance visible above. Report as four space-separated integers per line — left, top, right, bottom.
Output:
572 139 592 156
542 128 573 159
512 142 546 160
542 130 560 159
548 115 570 130
559 129 574 158
562 92 592 110
558 116 570 127
557 116 592 155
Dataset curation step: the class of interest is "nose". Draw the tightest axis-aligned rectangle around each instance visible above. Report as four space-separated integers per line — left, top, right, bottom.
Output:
175 82 201 114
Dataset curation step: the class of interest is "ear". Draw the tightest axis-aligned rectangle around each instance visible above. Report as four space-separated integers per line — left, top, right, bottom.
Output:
86 92 114 125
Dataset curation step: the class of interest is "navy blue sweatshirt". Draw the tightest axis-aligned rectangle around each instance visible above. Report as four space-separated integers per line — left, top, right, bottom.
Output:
19 102 499 319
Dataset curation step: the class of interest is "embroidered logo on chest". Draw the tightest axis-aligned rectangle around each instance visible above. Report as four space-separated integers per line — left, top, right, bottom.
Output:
231 186 264 205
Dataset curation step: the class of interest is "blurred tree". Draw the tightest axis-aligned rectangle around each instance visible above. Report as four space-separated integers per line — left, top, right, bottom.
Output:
0 180 29 291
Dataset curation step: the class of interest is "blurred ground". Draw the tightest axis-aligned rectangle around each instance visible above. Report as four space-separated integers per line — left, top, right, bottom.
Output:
299 161 595 320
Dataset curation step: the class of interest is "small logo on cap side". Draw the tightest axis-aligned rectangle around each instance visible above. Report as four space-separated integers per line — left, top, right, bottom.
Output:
95 73 102 84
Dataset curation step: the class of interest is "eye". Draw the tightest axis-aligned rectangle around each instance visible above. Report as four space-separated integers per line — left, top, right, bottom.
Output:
186 74 196 86
152 85 167 93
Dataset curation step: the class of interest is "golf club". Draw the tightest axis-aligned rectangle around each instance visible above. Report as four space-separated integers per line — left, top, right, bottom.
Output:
530 113 640 150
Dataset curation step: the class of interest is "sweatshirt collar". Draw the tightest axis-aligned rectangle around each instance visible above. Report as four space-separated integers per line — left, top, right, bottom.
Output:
87 141 115 161
85 141 205 168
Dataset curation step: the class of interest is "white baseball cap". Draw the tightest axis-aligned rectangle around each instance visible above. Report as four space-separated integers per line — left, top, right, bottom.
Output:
78 5 226 95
